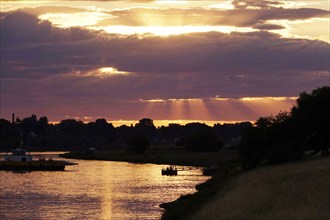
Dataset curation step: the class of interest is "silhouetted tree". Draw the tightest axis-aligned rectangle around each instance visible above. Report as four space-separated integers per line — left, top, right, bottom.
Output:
214 122 252 147
116 124 136 146
239 86 330 170
58 119 84 136
127 134 150 154
35 116 49 136
158 123 184 145
56 119 85 149
185 128 219 152
0 119 21 148
291 86 330 156
136 118 155 128
85 118 116 149
0 114 253 152
20 114 38 147
135 118 156 141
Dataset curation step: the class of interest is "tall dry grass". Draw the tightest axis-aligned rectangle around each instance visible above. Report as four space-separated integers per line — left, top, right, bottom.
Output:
191 158 330 220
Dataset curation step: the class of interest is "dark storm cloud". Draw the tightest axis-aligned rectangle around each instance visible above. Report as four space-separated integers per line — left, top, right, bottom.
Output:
1 12 101 79
1 11 329 102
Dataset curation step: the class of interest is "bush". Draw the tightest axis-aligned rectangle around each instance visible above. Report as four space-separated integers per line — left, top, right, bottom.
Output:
185 129 219 152
127 134 150 154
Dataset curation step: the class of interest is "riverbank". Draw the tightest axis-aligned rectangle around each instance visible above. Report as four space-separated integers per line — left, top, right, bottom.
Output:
61 147 238 167
61 149 330 220
191 156 330 220
160 159 240 220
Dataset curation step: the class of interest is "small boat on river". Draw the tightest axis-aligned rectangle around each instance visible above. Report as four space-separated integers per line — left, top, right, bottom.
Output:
0 149 76 171
161 166 178 176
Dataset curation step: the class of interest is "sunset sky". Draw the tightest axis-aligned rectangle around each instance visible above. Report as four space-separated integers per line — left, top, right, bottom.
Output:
0 0 329 126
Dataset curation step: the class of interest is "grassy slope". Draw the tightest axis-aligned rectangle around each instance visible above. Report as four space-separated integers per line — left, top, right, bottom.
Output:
160 159 240 220
191 157 330 220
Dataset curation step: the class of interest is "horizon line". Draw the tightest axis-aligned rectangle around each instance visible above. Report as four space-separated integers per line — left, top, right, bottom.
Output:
47 119 254 127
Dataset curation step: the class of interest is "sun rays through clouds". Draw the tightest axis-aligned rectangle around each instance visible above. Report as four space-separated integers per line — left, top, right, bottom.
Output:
0 0 329 123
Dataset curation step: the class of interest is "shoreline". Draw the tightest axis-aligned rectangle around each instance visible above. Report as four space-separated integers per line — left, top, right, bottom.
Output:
60 148 239 167
191 157 330 220
160 159 240 220
61 148 241 219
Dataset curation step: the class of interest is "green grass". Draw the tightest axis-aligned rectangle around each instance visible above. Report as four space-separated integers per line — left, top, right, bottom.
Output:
191 157 330 220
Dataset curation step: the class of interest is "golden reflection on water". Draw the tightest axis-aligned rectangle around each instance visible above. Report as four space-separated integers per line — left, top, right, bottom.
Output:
101 166 112 220
0 154 209 220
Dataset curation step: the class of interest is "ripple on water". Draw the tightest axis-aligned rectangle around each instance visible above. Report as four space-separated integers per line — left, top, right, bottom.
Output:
0 156 210 220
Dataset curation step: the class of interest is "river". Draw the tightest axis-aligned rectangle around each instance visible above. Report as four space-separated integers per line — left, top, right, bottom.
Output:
0 153 209 220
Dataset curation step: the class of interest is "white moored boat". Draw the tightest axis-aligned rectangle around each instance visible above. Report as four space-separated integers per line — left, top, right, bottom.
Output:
1 149 76 171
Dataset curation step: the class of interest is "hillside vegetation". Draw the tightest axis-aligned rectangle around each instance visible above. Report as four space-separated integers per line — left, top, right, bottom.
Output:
192 157 330 220
162 86 330 220
239 86 330 170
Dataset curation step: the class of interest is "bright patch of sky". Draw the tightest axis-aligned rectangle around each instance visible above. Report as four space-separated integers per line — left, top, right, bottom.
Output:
1 1 329 42
270 18 330 42
97 25 255 36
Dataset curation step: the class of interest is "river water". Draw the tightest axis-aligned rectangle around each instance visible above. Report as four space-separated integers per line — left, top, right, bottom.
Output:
0 153 209 220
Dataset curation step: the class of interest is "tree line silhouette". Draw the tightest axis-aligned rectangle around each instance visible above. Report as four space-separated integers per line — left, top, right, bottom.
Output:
239 86 330 170
1 86 328 170
0 115 251 153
